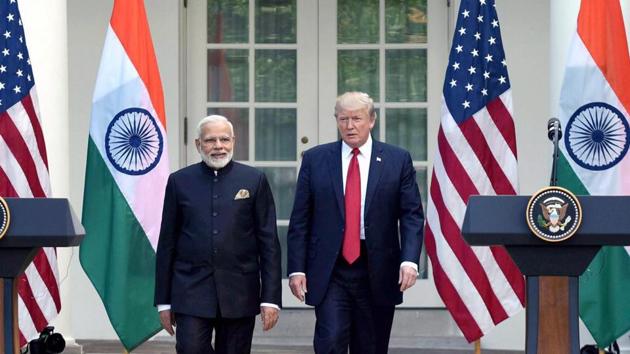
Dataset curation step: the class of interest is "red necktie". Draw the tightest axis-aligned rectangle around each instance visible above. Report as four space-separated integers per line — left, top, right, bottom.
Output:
343 148 361 264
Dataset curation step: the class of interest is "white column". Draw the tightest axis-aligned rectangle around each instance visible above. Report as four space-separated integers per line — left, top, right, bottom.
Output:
18 0 74 342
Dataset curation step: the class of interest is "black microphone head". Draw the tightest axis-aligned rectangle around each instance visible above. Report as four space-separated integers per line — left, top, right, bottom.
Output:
547 118 562 141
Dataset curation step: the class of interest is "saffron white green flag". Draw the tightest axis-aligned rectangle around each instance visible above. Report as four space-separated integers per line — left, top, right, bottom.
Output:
557 0 630 347
80 0 168 350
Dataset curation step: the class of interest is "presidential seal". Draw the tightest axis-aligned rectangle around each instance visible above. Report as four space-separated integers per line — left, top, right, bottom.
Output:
526 186 582 242
0 196 10 240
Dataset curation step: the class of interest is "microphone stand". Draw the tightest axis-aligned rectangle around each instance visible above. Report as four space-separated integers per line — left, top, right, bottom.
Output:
549 120 560 187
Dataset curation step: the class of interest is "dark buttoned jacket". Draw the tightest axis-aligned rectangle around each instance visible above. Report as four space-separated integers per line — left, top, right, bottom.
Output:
287 140 424 306
155 161 282 318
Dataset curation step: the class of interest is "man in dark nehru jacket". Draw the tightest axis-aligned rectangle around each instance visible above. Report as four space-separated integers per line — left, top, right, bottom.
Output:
287 91 424 354
155 115 282 354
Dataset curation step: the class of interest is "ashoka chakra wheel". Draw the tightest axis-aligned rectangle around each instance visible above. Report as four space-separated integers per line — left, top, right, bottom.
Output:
105 107 164 175
564 102 630 171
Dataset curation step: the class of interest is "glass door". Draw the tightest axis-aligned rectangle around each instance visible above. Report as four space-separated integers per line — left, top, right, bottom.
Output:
187 0 447 307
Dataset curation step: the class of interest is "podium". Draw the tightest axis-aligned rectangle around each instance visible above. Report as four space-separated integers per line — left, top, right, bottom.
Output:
462 195 630 354
0 198 84 354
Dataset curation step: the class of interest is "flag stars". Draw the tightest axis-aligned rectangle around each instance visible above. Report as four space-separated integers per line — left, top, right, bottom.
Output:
452 62 460 70
13 85 20 94
484 54 493 62
483 71 490 79
17 52 23 60
458 27 467 36
6 13 14 22
477 15 484 22
449 79 457 88
465 83 474 91
488 36 496 45
471 49 479 57
474 32 481 40
18 36 23 43
462 9 470 18
481 88 488 96
3 31 11 39
16 69 23 77
462 100 471 109
2 48 8 56
501 58 507 66
0 65 5 73
492 19 499 28
27 74 31 82
0 82 4 90
498 76 507 84
455 45 463 53
468 66 476 74
479 0 487 5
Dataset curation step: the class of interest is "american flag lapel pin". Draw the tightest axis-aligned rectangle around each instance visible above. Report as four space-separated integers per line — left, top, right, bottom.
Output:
376 156 382 162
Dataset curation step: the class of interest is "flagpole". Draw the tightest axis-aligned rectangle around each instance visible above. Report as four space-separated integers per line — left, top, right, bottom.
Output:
474 339 481 354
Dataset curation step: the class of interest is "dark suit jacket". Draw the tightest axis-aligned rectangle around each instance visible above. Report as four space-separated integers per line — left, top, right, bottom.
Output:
287 140 424 306
155 161 282 318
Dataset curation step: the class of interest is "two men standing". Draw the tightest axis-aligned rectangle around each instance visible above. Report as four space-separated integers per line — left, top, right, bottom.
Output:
155 91 424 354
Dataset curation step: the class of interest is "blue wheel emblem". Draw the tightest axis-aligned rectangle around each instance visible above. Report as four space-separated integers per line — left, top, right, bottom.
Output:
564 102 630 171
105 108 164 175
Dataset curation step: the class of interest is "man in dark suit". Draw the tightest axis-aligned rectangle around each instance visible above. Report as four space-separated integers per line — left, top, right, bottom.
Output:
155 115 282 354
287 92 424 354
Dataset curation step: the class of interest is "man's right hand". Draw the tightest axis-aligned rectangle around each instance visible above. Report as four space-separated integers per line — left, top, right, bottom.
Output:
289 274 307 302
159 309 176 335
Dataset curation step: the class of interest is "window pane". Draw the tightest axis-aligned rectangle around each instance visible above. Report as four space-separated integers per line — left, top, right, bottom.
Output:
338 0 379 44
386 49 427 102
207 49 249 102
338 50 379 101
255 108 296 161
208 0 249 43
259 167 297 220
207 108 249 161
385 108 427 160
385 0 427 43
415 166 427 210
278 225 288 278
255 50 297 102
256 0 297 44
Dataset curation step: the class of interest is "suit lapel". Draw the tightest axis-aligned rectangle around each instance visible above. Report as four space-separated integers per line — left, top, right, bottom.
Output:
364 140 384 215
327 141 345 219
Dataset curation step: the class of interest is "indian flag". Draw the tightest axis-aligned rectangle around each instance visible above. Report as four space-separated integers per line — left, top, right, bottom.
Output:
557 0 630 347
79 0 167 350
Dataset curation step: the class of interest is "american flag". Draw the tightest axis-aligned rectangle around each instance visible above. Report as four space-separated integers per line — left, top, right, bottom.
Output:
424 0 525 342
0 0 61 346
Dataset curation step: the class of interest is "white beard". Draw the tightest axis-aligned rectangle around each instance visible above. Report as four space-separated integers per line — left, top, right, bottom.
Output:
200 150 233 169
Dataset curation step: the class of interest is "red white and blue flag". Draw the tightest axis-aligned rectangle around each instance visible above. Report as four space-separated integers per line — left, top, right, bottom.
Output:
425 0 525 341
0 0 61 346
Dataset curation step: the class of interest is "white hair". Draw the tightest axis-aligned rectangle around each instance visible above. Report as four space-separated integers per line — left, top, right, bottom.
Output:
196 115 235 138
334 91 376 119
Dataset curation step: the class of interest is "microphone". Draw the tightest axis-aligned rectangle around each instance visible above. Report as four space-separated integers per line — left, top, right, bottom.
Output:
547 118 562 141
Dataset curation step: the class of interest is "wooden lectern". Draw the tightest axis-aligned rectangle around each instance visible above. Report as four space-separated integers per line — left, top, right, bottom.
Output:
462 195 630 354
0 198 84 354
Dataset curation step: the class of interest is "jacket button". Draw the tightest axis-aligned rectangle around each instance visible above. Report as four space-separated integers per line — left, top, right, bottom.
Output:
213 230 219 235
213 195 219 199
212 212 218 217
213 178 218 182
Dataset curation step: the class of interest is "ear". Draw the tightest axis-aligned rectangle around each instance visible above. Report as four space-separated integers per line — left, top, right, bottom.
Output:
195 139 201 152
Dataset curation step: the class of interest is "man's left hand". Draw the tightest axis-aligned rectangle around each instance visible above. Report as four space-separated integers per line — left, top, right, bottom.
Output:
398 265 417 292
260 306 279 331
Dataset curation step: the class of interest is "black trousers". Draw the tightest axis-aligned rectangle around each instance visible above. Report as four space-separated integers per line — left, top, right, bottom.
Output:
313 242 395 354
174 313 255 354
